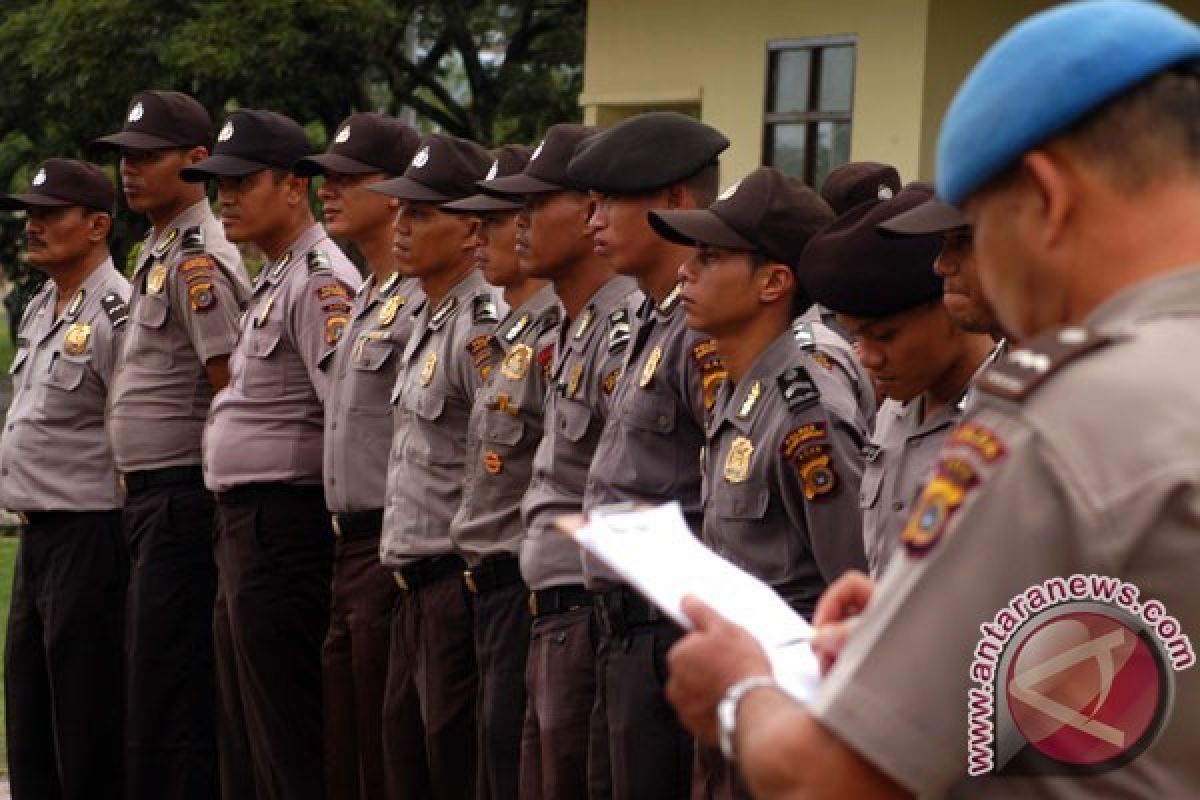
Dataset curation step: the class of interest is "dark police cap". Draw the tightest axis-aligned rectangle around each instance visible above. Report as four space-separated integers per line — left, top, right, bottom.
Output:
649 167 834 266
442 144 533 213
293 113 421 177
819 161 902 215
368 134 493 203
482 124 599 195
0 159 114 214
180 109 312 182
94 90 213 151
878 196 967 237
799 182 943 318
566 111 729 194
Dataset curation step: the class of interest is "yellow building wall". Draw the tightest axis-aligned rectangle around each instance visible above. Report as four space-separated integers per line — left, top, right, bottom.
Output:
581 0 933 188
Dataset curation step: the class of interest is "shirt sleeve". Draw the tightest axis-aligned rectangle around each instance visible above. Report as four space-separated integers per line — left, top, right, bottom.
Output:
289 272 355 402
171 254 246 363
680 327 726 427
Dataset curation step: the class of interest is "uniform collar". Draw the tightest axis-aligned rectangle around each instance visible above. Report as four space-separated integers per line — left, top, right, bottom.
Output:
719 327 797 435
139 199 212 270
567 275 638 347
258 223 328 289
499 283 559 345
44 256 118 328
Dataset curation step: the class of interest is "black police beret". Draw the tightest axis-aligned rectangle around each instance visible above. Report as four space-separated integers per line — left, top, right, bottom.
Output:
566 111 729 194
482 124 599 195
820 161 902 215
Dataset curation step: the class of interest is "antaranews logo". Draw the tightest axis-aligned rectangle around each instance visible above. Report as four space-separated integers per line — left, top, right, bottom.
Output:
967 574 1194 777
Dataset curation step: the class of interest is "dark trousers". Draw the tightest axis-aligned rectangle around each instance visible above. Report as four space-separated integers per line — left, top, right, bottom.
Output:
124 480 219 800
590 615 693 800
213 484 333 800
519 605 598 800
472 577 531 800
5 510 127 800
323 531 397 800
384 557 477 800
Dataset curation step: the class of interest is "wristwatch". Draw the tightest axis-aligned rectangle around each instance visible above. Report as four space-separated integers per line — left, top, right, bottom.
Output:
717 675 780 761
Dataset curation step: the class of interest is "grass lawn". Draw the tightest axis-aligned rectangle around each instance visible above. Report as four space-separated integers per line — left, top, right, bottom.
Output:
0 534 16 772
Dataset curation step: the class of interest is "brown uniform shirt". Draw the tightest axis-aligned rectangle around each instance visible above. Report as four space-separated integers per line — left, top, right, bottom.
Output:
1 259 131 511
450 284 561 565
323 272 424 513
107 199 249 471
519 276 642 590
812 268 1200 797
203 224 360 492
704 328 867 617
379 269 506 567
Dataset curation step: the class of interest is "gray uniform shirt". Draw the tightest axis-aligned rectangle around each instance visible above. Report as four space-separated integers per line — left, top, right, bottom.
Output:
812 268 1200 797
380 269 506 567
203 224 360 492
107 200 249 471
792 317 876 431
519 276 642 590
323 272 424 513
450 284 561 565
1 259 131 511
704 328 867 617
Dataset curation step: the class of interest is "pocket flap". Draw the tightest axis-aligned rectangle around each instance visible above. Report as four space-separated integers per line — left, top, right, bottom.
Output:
624 389 676 434
716 486 770 520
556 399 592 443
133 293 169 329
484 412 524 446
245 329 283 359
407 388 447 421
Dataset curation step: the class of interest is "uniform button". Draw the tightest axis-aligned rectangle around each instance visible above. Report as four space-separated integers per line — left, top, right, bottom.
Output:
892 501 904 512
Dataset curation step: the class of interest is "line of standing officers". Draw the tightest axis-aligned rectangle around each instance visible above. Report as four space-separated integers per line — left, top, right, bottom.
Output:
0 77 1003 800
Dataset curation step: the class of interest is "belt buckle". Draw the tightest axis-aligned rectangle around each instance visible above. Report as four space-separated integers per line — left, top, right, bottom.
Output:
393 570 410 591
331 515 343 538
464 570 479 594
527 591 537 616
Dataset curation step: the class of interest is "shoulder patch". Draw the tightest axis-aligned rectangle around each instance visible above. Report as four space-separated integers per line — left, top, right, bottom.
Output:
777 365 820 411
791 320 816 350
307 249 332 274
473 294 499 325
977 325 1114 402
189 281 217 313
902 455 981 556
467 333 496 381
180 254 216 276
100 292 129 329
608 308 632 353
181 225 205 253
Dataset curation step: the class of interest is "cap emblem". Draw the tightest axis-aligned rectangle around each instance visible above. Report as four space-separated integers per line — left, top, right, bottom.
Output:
485 161 499 181
335 125 351 144
412 145 430 169
877 184 894 200
32 169 46 187
218 121 234 142
128 102 145 122
531 140 545 160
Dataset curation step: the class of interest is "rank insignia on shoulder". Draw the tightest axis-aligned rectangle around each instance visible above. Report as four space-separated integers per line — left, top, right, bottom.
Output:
978 325 1113 402
379 295 406 327
307 249 332 274
607 308 631 352
325 315 348 346
723 436 754 483
504 313 531 343
101 292 129 329
474 294 499 324
429 296 458 330
63 323 91 356
189 281 216 313
902 456 979 556
181 225 205 253
151 228 179 259
503 343 533 381
791 320 816 350
777 366 819 411
602 366 621 396
146 263 168 295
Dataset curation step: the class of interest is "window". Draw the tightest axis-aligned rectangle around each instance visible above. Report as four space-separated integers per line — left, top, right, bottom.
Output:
763 37 856 188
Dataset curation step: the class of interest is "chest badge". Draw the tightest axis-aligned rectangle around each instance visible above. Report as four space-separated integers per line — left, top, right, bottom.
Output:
146 262 168 294
503 343 533 381
723 436 754 483
63 323 92 356
639 345 662 388
419 351 438 386
379 295 406 327
566 362 583 398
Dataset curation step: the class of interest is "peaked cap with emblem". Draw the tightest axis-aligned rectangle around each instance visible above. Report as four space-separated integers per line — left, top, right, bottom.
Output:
441 144 533 213
0 159 114 213
368 133 493 203
798 182 943 318
819 161 902 215
293 112 420 177
481 124 599 195
877 195 967 237
94 90 213 151
566 111 729 194
180 109 312 181
649 167 834 267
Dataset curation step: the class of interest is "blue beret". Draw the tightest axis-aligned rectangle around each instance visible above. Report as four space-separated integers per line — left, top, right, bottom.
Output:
937 0 1200 205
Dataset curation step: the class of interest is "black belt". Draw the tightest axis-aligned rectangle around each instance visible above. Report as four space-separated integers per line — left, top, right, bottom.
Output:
463 555 524 595
217 482 324 505
594 586 662 638
528 584 592 619
123 465 205 493
393 554 465 592
331 509 383 541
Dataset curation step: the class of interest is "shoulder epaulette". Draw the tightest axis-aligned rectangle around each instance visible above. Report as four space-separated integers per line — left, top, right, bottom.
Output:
181 225 205 254
307 249 332 274
473 293 499 324
539 305 562 335
977 325 1114 402
777 365 820 411
791 319 816 350
608 308 632 353
101 292 129 329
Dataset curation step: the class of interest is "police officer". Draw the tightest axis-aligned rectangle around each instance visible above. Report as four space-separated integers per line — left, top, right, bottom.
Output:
0 159 131 800
94 89 250 800
512 123 642 800
653 166 867 798
560 111 727 800
370 133 501 800
293 112 423 800
799 184 996 576
183 109 361 800
442 143 557 800
665 2 1200 796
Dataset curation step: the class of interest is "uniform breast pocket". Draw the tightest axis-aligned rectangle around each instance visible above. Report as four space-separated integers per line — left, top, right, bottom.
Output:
42 352 89 413
556 398 593 444
241 327 285 398
349 339 397 412
714 486 779 577
623 387 677 435
402 388 449 465
131 293 174 370
482 410 525 450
